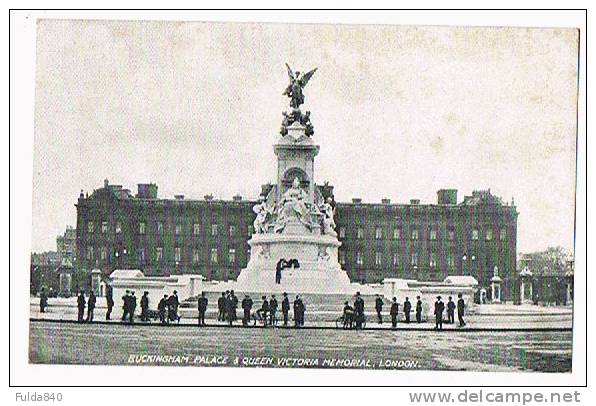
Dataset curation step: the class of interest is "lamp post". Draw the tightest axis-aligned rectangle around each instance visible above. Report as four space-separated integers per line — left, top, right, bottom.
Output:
520 256 533 304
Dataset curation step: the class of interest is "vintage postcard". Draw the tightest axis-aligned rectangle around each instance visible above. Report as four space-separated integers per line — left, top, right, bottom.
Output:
24 17 580 377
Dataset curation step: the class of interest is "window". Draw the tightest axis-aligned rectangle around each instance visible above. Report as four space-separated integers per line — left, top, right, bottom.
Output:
193 249 199 264
228 248 236 264
429 229 437 240
411 252 418 266
411 229 419 240
392 253 400 266
156 247 163 261
100 247 107 260
193 223 200 236
339 227 346 239
115 222 122 234
472 229 479 240
375 252 382 266
448 229 455 241
393 228 401 240
486 228 493 241
211 224 218 237
447 254 454 268
174 247 181 262
339 250 346 265
139 248 145 262
87 222 94 234
101 221 108 234
375 227 383 240
429 252 437 268
210 248 218 263
86 246 94 260
175 224 182 235
356 251 363 266
229 225 236 236
139 222 146 235
157 222 163 234
500 228 507 241
356 227 363 239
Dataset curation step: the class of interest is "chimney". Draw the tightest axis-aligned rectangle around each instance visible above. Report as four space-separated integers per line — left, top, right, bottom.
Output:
381 198 391 204
410 199 420 205
204 194 213 201
437 189 458 205
352 198 362 204
233 194 242 201
174 195 185 200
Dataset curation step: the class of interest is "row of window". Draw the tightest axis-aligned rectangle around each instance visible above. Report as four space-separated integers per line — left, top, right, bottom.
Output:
339 226 507 241
87 221 250 237
86 246 240 264
339 250 479 268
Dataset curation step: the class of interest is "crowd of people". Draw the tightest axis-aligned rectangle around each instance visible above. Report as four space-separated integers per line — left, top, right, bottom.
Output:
57 289 466 330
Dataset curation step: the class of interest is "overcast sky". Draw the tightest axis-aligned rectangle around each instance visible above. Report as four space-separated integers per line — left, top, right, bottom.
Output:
32 20 579 254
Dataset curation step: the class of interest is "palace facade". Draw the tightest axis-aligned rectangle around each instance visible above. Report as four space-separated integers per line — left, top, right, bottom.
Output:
75 179 518 300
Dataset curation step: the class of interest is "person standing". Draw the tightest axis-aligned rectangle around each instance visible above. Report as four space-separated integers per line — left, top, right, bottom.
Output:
415 296 423 323
269 294 278 325
241 294 253 326
375 294 384 324
275 258 286 284
168 290 180 323
390 297 399 329
434 296 444 330
447 296 456 324
457 293 466 327
197 292 208 326
281 292 290 326
403 297 412 323
229 290 238 325
86 290 96 322
217 292 227 322
342 301 354 329
77 290 86 323
294 295 305 327
39 287 48 313
354 292 365 329
129 291 137 323
105 286 114 320
257 296 269 326
158 294 168 324
121 290 130 322
140 291 150 322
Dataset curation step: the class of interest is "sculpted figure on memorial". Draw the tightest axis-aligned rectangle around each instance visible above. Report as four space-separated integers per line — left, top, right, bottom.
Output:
252 197 274 234
274 177 312 233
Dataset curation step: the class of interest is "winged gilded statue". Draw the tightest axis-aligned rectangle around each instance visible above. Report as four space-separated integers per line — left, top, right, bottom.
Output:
283 63 318 108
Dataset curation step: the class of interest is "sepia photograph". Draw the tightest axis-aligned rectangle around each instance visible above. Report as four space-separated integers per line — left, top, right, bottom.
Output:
9 9 586 389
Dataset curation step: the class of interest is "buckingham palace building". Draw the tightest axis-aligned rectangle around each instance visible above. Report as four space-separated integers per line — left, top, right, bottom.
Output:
75 179 518 301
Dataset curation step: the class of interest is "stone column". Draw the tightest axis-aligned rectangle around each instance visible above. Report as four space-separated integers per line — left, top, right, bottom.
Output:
520 266 533 304
491 276 502 303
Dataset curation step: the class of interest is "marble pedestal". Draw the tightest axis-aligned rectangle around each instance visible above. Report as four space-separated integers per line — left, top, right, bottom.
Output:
236 222 352 294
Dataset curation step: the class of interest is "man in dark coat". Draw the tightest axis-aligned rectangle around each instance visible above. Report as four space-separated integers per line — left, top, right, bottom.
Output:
241 294 253 326
229 290 238 324
281 292 290 326
197 292 208 326
447 296 456 324
121 290 130 322
168 290 180 323
86 290 96 322
257 296 269 326
403 297 412 323
105 286 114 320
217 292 227 321
269 294 278 325
129 291 137 323
293 295 305 327
415 296 423 323
275 258 287 284
140 291 150 322
434 296 444 330
343 301 354 329
158 294 168 324
354 292 365 329
457 293 466 327
390 297 399 329
375 294 383 324
77 290 86 322
39 287 48 313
